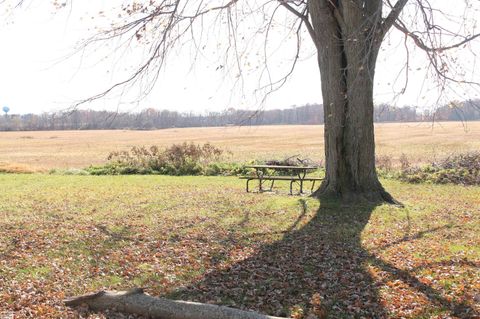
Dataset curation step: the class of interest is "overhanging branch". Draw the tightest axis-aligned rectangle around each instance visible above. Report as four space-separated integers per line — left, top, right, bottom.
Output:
394 21 480 53
278 0 318 49
379 0 409 40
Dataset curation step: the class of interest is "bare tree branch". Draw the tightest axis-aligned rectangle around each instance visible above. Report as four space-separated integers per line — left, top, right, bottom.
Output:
393 21 480 53
380 0 409 40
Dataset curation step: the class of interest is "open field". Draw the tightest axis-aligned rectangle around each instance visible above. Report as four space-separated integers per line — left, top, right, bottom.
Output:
0 175 479 318
1 122 480 171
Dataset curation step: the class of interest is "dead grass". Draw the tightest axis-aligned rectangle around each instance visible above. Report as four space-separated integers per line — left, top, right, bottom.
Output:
0 162 37 173
0 122 479 171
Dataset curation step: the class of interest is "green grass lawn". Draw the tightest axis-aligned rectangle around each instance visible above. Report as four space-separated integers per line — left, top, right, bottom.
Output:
0 174 478 318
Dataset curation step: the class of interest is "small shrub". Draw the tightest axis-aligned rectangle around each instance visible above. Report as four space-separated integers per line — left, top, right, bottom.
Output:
376 155 393 172
398 151 480 185
163 142 224 167
49 168 90 175
204 162 249 176
204 163 222 176
399 153 410 170
90 142 232 176
86 163 155 175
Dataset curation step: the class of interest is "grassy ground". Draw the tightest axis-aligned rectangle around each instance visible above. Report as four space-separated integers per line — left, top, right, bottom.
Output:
1 122 480 171
0 174 478 318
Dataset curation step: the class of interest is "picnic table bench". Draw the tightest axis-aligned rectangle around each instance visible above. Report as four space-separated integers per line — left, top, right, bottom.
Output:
240 165 323 194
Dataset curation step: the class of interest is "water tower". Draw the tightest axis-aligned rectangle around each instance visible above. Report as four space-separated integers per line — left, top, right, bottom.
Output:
2 106 9 116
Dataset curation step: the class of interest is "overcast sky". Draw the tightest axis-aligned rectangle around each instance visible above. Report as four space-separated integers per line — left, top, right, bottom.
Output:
0 1 479 115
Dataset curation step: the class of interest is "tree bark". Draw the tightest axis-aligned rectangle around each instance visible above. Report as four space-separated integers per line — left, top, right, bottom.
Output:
65 288 287 319
308 0 397 203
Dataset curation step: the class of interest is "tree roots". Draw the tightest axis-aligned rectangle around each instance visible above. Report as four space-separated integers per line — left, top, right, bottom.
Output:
312 180 403 207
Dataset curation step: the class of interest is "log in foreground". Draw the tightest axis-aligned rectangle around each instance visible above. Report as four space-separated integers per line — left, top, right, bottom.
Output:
65 288 288 319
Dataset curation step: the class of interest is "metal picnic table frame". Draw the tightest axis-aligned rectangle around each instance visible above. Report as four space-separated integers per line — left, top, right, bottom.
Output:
240 165 323 194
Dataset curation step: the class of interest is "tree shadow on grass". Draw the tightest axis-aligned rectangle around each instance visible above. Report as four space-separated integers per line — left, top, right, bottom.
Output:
82 195 478 319
174 199 386 318
171 198 478 318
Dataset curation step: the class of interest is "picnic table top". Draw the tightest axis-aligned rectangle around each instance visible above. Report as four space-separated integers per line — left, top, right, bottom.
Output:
244 164 319 170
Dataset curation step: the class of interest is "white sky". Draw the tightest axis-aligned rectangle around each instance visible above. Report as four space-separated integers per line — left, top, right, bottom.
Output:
0 1 479 115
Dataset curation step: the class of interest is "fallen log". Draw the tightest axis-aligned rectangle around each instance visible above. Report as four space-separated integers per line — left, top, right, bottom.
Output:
65 288 288 319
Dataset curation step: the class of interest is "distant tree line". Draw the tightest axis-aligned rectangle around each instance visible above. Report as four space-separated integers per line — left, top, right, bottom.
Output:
1 100 479 131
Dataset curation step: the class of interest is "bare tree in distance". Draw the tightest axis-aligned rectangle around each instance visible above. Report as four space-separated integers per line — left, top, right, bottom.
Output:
4 0 480 203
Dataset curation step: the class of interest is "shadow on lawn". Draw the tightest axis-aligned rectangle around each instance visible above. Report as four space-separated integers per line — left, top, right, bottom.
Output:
176 199 386 318
84 196 477 319
172 198 478 319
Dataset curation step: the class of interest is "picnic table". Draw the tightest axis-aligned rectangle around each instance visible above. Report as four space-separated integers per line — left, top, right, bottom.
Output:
240 165 323 194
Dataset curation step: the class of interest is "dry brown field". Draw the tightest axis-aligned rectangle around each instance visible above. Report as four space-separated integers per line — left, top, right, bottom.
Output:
1 121 479 171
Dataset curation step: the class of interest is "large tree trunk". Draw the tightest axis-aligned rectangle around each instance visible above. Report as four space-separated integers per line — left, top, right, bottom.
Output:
308 0 397 203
